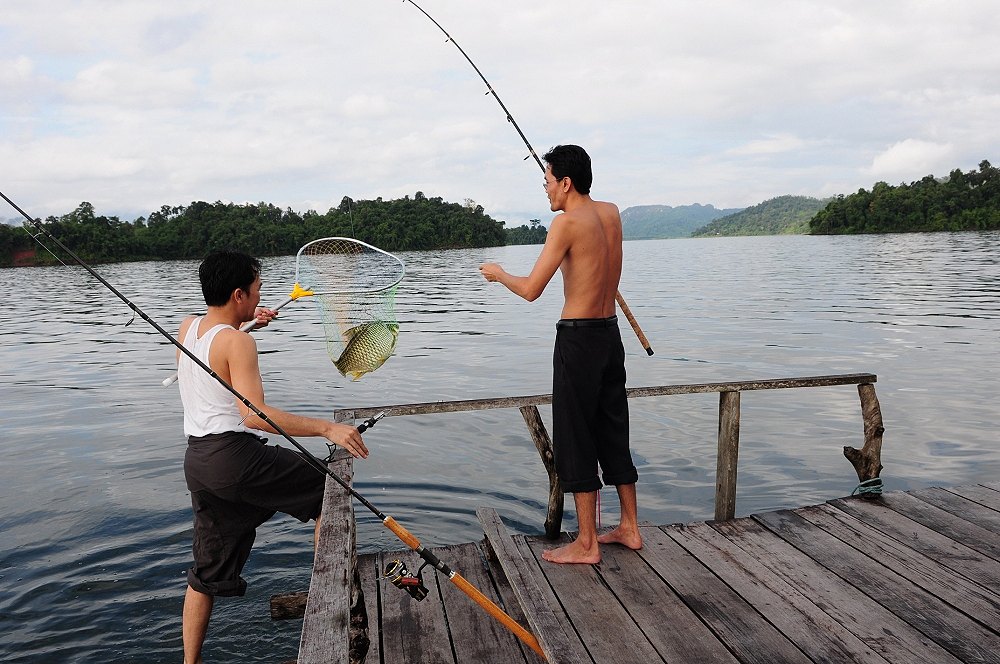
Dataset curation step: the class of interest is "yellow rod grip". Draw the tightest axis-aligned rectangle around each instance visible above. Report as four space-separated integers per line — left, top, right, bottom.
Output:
450 572 546 660
615 291 653 356
382 516 421 550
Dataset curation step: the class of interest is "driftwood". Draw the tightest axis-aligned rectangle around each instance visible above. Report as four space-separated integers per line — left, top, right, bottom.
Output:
519 405 563 540
843 382 885 488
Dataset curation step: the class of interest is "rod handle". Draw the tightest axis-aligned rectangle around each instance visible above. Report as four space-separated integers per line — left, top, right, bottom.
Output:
616 290 653 355
382 516 421 550
450 572 546 659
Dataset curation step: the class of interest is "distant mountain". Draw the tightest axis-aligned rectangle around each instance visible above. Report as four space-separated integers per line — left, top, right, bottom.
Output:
692 195 827 237
621 204 743 240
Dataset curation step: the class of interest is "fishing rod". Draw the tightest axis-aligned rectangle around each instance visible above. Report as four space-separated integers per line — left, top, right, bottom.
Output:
403 0 654 356
0 189 546 660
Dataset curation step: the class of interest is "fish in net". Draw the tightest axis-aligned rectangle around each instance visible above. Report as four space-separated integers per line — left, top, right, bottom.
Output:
294 237 405 380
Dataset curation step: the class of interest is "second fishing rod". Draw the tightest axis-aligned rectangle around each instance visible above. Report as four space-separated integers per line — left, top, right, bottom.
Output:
403 0 654 356
0 189 546 660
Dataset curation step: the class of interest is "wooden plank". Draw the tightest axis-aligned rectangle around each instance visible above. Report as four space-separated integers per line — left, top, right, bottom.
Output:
795 504 1000 627
669 523 890 664
910 486 1000 532
983 482 1000 493
524 534 665 664
478 508 592 664
944 484 1000 512
298 454 354 664
636 526 811 663
358 553 382 664
715 390 740 521
377 549 455 664
334 373 878 418
435 542 529 664
480 538 543 664
596 527 741 663
878 491 1000 562
712 517 962 664
830 496 1000 590
754 508 1000 663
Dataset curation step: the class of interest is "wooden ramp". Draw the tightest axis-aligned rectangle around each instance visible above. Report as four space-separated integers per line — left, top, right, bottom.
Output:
348 483 1000 664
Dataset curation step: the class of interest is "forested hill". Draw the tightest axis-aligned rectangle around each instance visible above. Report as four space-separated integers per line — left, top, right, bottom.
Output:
692 195 827 236
810 160 1000 234
0 193 513 267
621 204 743 239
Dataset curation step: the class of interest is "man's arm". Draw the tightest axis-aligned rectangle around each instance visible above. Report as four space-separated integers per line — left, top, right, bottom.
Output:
480 217 570 301
224 331 369 459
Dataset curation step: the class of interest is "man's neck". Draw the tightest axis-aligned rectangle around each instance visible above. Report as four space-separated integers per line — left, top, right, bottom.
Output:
202 304 243 329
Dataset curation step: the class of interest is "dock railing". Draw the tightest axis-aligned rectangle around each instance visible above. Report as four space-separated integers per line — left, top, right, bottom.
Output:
334 372 883 532
289 372 884 662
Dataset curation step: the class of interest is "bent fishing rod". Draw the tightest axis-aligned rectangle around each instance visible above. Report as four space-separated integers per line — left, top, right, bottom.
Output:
0 189 546 660
403 0 654 356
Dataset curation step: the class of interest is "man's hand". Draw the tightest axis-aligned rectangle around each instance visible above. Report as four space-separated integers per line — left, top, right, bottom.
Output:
325 422 369 459
251 307 278 328
479 262 505 283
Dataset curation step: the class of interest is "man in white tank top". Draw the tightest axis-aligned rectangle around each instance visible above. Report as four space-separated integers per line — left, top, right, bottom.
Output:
178 250 369 664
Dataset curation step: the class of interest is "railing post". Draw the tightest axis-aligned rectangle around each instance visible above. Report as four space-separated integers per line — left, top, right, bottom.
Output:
715 390 741 521
518 405 564 539
843 383 885 491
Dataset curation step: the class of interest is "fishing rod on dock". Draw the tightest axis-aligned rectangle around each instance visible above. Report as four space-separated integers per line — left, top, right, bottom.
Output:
402 0 654 356
0 189 546 661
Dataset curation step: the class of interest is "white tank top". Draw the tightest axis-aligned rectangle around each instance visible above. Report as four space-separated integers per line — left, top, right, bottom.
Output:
178 316 247 437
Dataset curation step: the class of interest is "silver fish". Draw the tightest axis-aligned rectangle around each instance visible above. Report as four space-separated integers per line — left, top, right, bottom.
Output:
333 321 399 380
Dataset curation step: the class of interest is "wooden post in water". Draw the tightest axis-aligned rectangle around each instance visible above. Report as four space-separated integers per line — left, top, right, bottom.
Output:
519 405 564 539
843 382 885 490
715 390 741 521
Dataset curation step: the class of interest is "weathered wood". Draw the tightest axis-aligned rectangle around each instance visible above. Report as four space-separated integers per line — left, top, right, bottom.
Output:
357 554 382 664
377 548 455 663
525 534 666 664
877 490 1000 563
753 508 1000 663
943 483 1000 513
435 542 530 664
843 382 884 486
636 526 811 663
830 496 1000 590
794 504 1000 628
596 526 741 663
518 405 563 539
270 591 308 620
712 517 963 664
715 390 740 521
297 453 366 664
334 373 878 419
477 507 590 663
668 522 890 664
910 486 1000 532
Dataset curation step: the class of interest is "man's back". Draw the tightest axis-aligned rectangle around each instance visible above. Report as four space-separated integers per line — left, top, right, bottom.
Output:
556 199 623 319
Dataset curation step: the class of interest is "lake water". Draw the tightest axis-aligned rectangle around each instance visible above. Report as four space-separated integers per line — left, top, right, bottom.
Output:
1 232 998 662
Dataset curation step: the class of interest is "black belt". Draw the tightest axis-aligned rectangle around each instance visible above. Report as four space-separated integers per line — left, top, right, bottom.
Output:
556 315 618 329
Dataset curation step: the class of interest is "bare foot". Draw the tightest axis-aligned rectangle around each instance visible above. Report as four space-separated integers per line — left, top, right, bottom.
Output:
541 539 601 564
597 526 643 550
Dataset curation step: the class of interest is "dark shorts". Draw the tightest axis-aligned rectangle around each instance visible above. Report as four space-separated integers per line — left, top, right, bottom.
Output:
552 316 637 493
183 431 326 597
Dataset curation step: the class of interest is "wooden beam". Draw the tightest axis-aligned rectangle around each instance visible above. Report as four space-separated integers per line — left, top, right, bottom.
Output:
843 383 884 487
519 405 563 539
715 390 741 521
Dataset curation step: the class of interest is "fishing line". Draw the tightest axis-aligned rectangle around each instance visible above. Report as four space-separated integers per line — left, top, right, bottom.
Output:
402 0 654 355
0 189 545 660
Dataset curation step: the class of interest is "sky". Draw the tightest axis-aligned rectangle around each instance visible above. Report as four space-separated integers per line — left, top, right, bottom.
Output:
2 1 999 227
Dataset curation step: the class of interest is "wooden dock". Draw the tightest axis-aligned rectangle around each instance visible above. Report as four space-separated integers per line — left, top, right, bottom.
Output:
345 484 1000 664
272 374 1000 662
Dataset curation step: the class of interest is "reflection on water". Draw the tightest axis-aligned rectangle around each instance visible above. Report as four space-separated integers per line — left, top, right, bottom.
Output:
1 232 998 662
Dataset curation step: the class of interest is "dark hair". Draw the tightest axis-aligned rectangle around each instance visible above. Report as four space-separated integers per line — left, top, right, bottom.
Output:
543 144 593 195
199 249 261 306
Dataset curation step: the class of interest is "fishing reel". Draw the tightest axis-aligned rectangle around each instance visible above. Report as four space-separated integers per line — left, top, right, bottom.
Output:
325 411 386 462
384 559 429 602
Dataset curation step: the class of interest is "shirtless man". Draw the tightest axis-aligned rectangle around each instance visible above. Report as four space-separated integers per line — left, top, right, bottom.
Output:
480 144 641 564
177 250 368 663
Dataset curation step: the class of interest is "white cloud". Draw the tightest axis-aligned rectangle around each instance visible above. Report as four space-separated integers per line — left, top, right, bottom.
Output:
867 139 956 183
1 1 999 220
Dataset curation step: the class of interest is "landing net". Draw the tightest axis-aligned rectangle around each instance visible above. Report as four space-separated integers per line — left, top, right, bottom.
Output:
294 237 405 380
